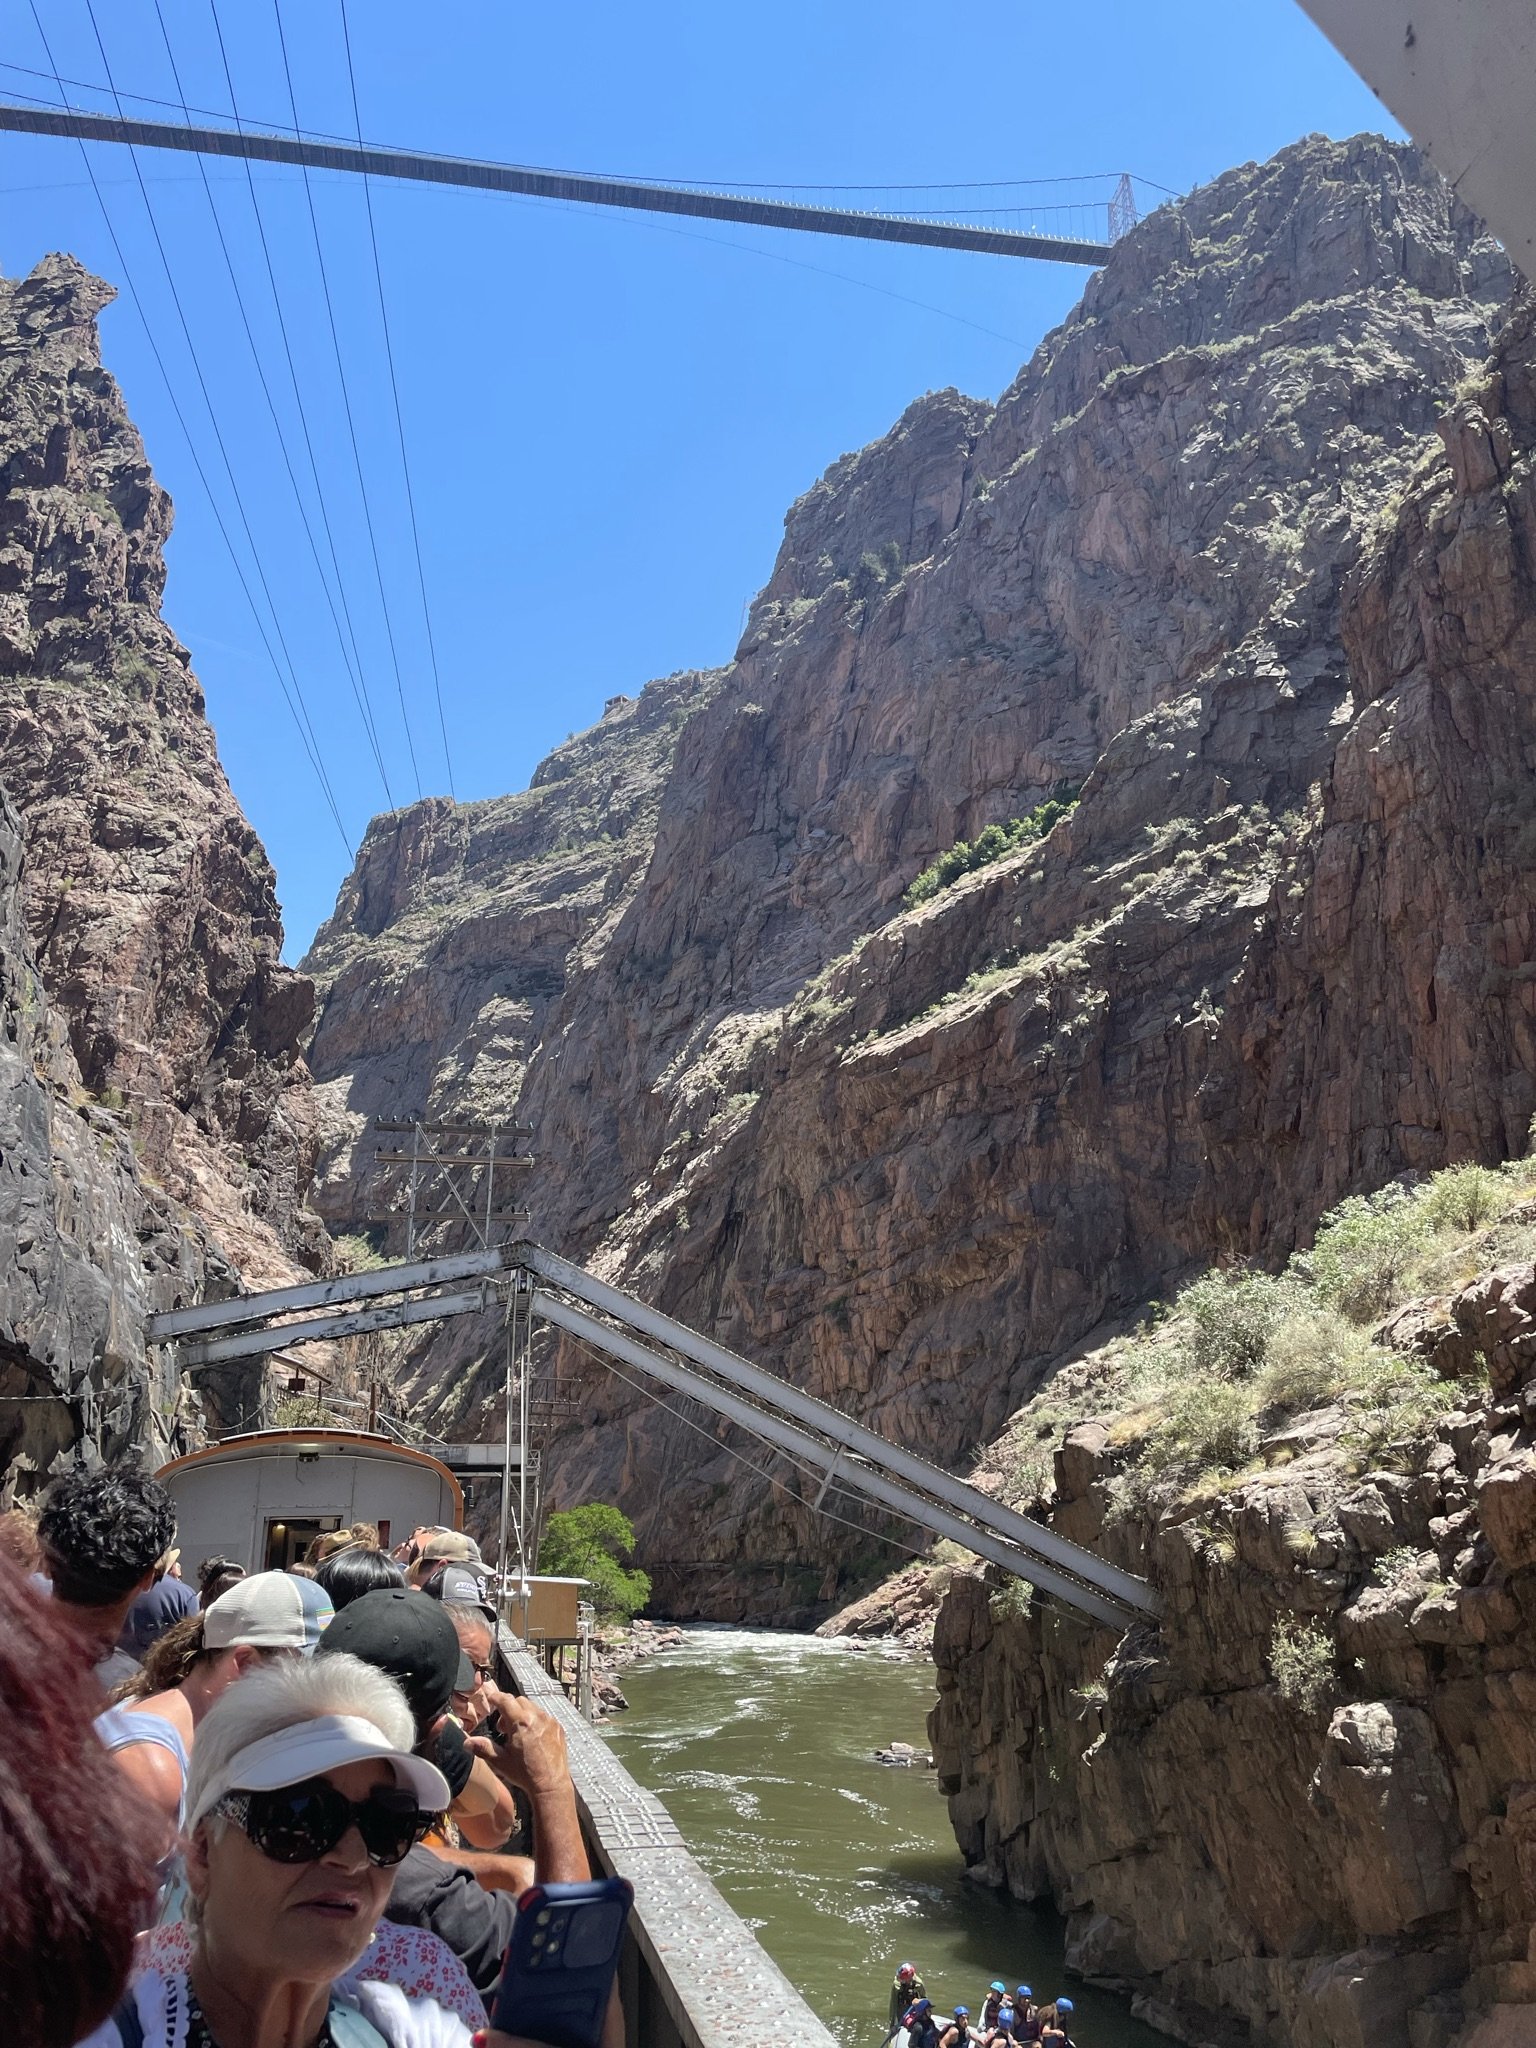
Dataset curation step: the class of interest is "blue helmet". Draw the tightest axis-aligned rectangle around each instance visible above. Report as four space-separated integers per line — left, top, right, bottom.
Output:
1056 1999 1073 2014
989 1983 1006 1996
954 2008 969 2020
1016 1988 1032 2001
912 2000 933 2015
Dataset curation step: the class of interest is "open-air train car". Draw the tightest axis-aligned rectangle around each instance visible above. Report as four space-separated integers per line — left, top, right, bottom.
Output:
156 1430 463 1572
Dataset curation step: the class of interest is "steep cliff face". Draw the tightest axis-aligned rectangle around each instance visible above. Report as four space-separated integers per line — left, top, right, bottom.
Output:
309 134 1519 1615
1202 294 1536 1247
924 290 1536 2048
0 784 227 1484
304 667 724 1235
0 255 326 1288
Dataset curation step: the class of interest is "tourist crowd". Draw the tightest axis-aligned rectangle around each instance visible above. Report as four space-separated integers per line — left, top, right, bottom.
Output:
892 1964 1078 2048
0 1468 615 2048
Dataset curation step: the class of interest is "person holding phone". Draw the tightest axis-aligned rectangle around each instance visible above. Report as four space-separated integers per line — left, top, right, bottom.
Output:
86 1649 490 2044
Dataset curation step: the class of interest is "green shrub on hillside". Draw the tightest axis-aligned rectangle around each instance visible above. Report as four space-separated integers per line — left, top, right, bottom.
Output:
1144 1378 1257 1480
904 788 1080 908
1270 1617 1334 1715
1096 1156 1536 1515
1180 1270 1303 1380
1300 1185 1433 1320
1421 1163 1504 1235
1256 1307 1373 1412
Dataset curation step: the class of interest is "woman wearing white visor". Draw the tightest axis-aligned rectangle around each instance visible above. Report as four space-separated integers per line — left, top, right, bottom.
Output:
84 1651 487 2046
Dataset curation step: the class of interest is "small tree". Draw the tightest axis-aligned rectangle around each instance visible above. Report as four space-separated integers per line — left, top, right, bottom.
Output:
538 1503 651 1621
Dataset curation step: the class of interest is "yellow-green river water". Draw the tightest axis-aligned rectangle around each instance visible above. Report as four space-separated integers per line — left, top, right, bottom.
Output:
604 1628 1170 2048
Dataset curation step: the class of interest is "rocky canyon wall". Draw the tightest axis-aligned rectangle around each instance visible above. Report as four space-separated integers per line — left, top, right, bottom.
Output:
925 287 1536 2048
0 784 229 1481
306 135 1525 1619
0 255 330 1477
0 256 327 1290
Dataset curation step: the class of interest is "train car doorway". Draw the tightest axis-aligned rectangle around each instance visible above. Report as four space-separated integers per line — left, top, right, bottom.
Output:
264 1515 342 1570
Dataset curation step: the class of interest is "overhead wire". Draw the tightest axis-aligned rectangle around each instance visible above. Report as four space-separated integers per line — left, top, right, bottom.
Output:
557 1327 929 1563
149 0 395 804
269 0 423 800
76 0 353 849
23 0 350 854
337 0 455 798
205 0 394 801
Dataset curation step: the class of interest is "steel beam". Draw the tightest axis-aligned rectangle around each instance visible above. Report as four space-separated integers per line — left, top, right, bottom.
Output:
532 1292 1140 1629
518 1245 1158 1616
0 104 1111 266
178 1287 491 1366
147 1244 516 1341
371 1151 536 1166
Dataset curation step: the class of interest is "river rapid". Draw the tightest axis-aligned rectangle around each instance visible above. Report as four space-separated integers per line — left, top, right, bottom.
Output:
603 1628 1168 2048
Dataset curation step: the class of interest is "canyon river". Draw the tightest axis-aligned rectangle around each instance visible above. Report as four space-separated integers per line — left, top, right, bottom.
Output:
603 1629 1169 2048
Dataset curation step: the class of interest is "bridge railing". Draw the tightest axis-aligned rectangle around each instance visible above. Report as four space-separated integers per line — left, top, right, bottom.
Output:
495 1628 839 2048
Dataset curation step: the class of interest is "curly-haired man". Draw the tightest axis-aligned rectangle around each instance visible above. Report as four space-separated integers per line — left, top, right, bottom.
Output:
37 1467 177 1687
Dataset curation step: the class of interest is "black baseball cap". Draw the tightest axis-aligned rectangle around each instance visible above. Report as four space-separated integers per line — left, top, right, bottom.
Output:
420 1559 498 1627
316 1587 473 1733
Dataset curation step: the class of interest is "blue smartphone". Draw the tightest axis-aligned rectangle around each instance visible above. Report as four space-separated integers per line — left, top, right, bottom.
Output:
490 1876 635 2048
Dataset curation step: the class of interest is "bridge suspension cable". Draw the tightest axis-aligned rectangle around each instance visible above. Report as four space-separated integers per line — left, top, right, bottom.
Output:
146 0 396 806
0 100 1116 265
269 0 422 801
21 1 352 853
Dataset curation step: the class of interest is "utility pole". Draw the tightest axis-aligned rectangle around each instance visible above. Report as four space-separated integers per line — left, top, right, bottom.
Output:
362 1118 534 1255
364 1114 539 1619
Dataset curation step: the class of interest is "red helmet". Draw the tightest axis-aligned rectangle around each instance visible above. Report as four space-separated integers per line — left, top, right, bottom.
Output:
898 1966 917 1980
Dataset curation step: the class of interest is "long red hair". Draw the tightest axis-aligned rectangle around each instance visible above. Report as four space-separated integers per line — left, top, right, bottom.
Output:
0 1560 163 2046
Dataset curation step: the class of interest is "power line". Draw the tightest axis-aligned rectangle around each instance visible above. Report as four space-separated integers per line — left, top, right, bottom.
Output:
337 0 455 799
205 0 393 804
22 0 350 855
269 0 423 799
149 0 395 804
559 1329 928 1562
75 0 354 849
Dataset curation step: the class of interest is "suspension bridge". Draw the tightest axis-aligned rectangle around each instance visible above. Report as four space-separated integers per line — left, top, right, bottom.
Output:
0 2 1166 882
0 101 1131 266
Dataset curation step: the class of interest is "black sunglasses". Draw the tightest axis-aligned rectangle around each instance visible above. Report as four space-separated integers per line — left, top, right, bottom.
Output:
216 1778 435 1868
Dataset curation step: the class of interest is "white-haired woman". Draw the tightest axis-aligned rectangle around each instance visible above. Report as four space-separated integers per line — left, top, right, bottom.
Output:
83 1652 487 2046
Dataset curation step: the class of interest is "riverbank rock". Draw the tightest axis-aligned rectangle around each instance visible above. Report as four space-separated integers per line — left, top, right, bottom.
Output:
873 1741 933 1768
929 1228 1536 2048
818 1556 974 1650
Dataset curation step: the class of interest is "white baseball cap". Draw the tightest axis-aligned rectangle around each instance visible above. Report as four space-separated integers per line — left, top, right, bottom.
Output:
188 1711 450 1829
205 1571 334 1652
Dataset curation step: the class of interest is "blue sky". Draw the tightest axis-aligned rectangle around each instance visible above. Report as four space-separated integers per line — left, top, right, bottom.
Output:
0 2 1399 958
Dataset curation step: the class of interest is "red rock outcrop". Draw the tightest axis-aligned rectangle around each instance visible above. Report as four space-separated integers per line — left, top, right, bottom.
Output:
927 1217 1536 2046
0 254 327 1290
